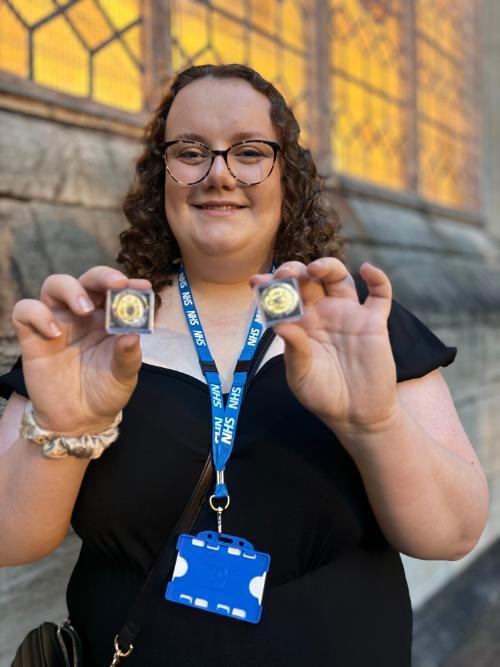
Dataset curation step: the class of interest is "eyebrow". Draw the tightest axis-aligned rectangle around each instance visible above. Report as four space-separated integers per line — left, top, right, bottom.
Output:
170 131 273 143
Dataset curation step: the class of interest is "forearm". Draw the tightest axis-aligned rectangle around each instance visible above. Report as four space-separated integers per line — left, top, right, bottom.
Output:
330 406 489 560
0 437 89 566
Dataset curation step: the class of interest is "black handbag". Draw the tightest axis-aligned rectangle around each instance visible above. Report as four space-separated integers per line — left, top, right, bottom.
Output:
11 329 275 666
11 620 82 667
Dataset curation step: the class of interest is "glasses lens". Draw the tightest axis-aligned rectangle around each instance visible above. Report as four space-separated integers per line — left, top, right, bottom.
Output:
165 141 212 184
228 142 276 184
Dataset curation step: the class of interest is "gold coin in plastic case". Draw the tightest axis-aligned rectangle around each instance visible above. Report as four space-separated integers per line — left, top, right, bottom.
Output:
106 288 154 333
257 277 303 326
259 281 300 318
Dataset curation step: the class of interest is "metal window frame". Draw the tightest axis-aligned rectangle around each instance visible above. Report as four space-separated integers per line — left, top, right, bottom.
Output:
0 0 160 136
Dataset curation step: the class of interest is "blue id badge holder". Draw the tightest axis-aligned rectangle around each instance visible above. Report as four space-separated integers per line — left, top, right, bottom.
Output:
165 531 270 623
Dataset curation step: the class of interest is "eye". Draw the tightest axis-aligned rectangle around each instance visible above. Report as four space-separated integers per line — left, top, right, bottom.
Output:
231 143 274 160
237 149 263 157
177 149 208 161
232 148 268 161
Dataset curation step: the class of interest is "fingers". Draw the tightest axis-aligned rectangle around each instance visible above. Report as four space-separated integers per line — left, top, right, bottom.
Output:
306 257 358 300
250 261 325 306
78 266 129 299
112 334 142 383
359 262 392 316
272 321 312 386
251 258 391 320
41 274 99 313
12 299 63 340
40 267 152 314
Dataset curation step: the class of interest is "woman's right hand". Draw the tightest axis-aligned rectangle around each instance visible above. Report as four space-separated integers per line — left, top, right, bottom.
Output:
12 266 151 436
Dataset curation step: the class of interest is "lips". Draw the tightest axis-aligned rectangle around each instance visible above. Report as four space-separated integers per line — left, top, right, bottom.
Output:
192 201 247 209
197 205 242 210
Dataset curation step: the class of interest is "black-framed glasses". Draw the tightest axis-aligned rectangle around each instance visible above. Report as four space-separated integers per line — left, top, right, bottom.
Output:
158 139 281 185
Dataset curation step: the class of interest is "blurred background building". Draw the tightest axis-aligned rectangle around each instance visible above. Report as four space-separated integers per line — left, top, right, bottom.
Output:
0 1 499 665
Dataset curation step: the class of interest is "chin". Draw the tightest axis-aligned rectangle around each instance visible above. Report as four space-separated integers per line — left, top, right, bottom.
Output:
196 239 248 258
191 228 252 256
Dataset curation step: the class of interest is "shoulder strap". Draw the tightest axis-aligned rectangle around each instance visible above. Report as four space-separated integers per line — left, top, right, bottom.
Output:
113 328 276 659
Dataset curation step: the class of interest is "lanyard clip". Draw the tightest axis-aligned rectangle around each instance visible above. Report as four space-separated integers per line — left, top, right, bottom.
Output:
209 471 230 533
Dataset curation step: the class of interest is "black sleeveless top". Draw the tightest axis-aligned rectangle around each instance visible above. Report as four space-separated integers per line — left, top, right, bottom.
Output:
0 299 456 666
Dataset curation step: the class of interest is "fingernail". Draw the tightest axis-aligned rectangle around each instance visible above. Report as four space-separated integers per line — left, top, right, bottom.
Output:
78 296 94 312
122 335 140 352
50 322 62 337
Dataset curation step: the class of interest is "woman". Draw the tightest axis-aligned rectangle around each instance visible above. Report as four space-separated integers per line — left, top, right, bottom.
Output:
0 64 489 665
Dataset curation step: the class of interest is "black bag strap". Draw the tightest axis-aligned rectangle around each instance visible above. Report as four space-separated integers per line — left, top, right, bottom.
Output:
113 328 276 662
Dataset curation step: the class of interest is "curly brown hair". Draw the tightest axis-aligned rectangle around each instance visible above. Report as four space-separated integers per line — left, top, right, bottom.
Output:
118 64 344 304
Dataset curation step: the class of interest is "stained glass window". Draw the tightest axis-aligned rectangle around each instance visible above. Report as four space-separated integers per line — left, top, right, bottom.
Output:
416 0 480 209
329 0 407 190
170 0 311 144
0 0 143 112
328 0 480 209
0 0 481 211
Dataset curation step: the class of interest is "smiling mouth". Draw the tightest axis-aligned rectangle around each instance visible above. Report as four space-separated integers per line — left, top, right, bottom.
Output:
193 204 245 210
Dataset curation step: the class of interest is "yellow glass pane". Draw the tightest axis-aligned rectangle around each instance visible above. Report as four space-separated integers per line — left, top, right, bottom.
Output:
290 96 309 147
282 49 305 104
338 33 363 81
192 49 217 66
122 24 142 62
66 0 113 50
419 126 471 207
212 0 246 21
33 15 88 96
332 6 353 41
371 145 387 183
249 32 278 82
417 0 477 207
98 0 139 30
281 0 304 50
171 44 185 73
11 0 55 26
251 0 277 34
171 0 209 59
212 13 246 63
93 40 142 111
0 4 28 77
330 0 405 189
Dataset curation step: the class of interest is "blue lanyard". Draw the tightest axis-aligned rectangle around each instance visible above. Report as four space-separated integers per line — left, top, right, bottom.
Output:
178 267 263 509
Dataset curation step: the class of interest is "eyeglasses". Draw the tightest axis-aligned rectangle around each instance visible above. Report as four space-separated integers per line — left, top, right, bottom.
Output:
158 139 281 186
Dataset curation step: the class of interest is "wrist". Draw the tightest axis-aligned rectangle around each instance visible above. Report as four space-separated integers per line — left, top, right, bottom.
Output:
31 408 117 438
325 402 404 448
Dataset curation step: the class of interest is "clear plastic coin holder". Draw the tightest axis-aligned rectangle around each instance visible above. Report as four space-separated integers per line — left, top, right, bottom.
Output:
105 288 155 334
254 276 304 327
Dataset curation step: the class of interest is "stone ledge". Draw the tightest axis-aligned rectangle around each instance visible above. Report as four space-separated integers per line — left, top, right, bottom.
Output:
0 110 138 208
329 191 500 315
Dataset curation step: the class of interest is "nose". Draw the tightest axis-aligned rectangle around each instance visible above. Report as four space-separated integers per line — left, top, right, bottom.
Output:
203 154 236 189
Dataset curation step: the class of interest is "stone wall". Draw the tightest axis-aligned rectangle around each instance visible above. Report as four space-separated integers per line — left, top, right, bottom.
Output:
338 192 500 608
1 103 500 665
0 108 138 665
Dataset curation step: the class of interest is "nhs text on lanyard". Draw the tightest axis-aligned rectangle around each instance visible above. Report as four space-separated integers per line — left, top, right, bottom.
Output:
165 267 271 624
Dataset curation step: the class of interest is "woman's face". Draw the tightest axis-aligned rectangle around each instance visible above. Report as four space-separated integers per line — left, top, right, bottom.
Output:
164 77 283 266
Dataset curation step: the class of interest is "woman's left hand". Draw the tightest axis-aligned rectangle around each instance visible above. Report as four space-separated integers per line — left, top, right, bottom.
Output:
251 258 398 434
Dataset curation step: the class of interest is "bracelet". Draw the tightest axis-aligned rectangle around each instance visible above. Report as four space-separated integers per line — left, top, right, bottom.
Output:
20 402 122 460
